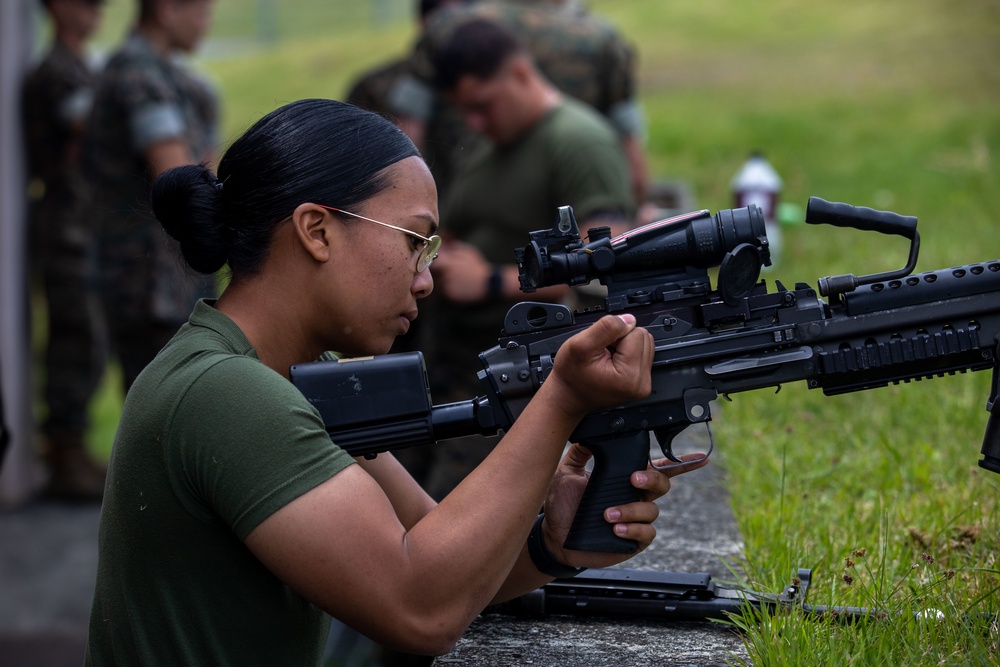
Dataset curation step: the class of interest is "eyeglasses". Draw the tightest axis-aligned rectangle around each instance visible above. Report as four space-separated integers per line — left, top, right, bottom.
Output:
319 205 442 273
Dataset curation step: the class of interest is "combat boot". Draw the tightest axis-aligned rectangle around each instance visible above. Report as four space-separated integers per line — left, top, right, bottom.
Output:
41 433 107 502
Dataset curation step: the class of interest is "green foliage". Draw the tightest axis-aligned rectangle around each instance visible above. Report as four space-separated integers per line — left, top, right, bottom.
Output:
79 1 1000 660
596 1 1000 661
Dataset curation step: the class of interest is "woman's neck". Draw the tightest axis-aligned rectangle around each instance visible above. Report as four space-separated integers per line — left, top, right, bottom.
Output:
215 280 320 379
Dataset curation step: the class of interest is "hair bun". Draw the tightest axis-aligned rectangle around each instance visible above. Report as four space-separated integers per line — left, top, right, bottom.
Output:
151 164 229 274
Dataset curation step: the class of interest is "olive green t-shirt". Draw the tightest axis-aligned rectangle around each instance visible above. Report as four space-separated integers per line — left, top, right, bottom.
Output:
427 97 634 397
86 300 355 666
442 96 633 268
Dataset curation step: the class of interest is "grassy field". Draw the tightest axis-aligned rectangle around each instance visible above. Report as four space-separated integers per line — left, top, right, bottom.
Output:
74 0 999 663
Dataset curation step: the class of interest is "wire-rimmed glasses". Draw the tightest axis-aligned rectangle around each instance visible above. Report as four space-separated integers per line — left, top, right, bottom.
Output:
318 205 441 272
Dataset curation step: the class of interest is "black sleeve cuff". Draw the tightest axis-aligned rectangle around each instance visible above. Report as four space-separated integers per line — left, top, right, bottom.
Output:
527 514 587 579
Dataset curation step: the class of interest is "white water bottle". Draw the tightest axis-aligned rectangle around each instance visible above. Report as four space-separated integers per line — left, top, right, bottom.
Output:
731 152 782 267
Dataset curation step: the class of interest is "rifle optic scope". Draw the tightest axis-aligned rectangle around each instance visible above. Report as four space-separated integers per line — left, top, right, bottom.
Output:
516 204 770 308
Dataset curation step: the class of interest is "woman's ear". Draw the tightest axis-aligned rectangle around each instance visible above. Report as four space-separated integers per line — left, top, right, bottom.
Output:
291 203 334 262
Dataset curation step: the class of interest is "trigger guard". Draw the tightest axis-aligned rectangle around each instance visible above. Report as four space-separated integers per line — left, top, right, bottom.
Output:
650 422 715 471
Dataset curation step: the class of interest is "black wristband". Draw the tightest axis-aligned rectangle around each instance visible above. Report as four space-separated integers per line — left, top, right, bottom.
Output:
527 514 586 579
486 265 503 300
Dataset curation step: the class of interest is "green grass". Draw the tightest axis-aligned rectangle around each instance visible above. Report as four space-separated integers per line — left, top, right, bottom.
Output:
66 0 999 661
594 0 1000 662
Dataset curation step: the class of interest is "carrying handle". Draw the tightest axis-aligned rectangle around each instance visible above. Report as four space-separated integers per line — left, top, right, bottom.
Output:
806 197 920 299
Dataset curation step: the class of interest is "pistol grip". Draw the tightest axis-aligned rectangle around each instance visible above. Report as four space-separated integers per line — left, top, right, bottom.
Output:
563 431 650 554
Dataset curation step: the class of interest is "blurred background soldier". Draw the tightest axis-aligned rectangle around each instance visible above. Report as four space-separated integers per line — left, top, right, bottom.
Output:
343 0 470 484
418 17 636 499
344 1 470 491
345 0 465 120
387 0 649 204
21 0 108 500
82 0 219 394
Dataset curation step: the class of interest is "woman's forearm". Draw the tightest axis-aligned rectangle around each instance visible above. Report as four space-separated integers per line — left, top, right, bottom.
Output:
357 454 437 529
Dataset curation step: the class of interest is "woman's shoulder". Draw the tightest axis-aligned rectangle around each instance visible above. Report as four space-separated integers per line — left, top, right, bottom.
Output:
150 320 307 419
186 354 307 410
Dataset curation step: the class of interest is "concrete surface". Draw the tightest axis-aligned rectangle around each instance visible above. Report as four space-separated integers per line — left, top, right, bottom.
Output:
0 500 100 667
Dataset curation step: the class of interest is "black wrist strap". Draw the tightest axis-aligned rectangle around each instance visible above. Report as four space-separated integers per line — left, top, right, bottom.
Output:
527 514 586 579
486 265 503 300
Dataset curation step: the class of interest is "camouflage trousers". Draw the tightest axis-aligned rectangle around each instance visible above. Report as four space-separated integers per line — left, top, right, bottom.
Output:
95 214 216 392
30 211 104 439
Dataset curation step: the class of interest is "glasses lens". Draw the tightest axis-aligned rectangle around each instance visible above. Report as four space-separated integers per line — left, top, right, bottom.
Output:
417 235 442 272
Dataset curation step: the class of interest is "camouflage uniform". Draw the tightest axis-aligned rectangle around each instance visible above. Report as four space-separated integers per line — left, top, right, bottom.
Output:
82 32 219 391
345 57 412 120
388 0 643 198
22 41 107 497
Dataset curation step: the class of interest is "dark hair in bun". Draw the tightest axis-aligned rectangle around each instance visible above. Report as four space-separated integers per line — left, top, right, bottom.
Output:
151 164 227 274
150 98 421 279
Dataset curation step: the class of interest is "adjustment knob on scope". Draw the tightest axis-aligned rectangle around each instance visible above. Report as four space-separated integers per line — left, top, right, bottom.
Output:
586 226 612 241
590 246 616 272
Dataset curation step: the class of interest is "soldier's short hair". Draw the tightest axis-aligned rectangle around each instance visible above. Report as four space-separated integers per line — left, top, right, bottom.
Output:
138 0 195 23
419 0 462 21
41 0 105 9
433 18 524 91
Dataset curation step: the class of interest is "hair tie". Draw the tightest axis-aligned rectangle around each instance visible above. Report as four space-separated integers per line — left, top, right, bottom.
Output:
211 174 224 192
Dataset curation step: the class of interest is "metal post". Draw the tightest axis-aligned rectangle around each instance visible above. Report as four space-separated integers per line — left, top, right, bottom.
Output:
0 0 43 506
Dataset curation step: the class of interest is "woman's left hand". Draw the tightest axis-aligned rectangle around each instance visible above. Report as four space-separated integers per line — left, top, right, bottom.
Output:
540 442 710 571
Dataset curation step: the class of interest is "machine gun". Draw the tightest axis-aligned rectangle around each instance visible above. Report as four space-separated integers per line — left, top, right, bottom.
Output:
291 197 1000 554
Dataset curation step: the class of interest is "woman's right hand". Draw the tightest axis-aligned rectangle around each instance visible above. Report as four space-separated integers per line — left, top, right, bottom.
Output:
543 313 655 420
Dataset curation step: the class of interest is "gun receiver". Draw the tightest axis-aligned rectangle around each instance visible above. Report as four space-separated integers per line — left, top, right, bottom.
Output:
291 197 1000 555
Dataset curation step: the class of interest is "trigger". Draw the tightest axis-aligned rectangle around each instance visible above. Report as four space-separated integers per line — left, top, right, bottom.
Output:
653 424 687 463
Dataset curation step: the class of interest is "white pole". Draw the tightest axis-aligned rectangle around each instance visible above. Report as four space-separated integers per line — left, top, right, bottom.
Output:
0 0 43 506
